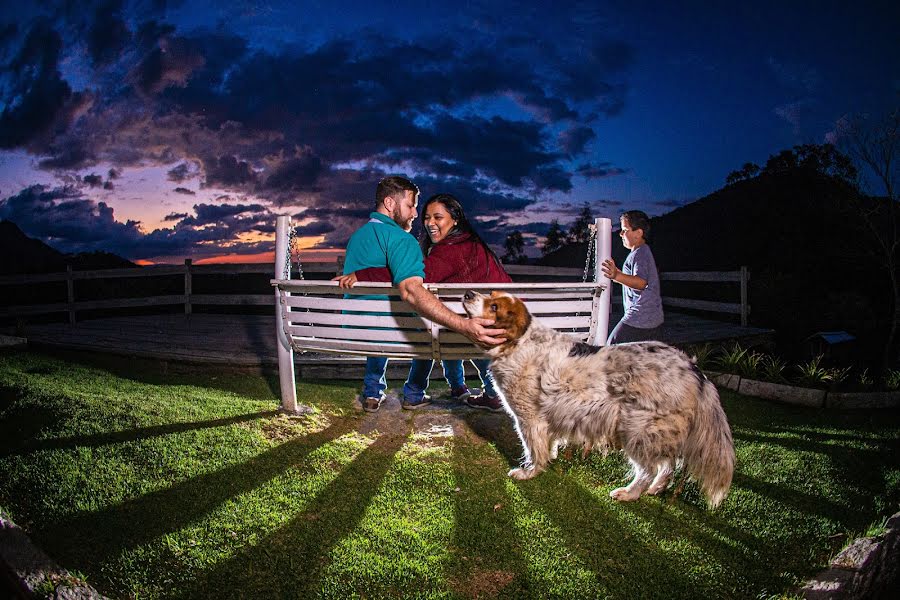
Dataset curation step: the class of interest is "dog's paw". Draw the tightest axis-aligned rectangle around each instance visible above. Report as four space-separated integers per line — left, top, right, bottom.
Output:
508 467 536 480
609 486 641 501
646 481 670 496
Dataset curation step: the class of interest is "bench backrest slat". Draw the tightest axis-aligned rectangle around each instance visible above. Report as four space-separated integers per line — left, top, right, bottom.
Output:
272 279 604 358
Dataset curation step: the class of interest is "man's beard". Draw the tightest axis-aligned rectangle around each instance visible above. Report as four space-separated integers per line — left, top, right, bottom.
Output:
393 208 414 232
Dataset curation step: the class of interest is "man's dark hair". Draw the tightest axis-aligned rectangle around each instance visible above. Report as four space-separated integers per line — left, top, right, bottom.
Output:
621 210 651 237
376 176 419 208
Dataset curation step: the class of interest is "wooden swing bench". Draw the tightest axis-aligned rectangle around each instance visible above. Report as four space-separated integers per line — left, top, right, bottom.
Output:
270 216 613 413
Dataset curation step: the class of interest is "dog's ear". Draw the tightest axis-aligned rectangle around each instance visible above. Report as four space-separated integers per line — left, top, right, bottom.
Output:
490 294 531 341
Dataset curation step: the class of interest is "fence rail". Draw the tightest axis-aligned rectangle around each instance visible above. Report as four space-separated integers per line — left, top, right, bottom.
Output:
0 260 750 326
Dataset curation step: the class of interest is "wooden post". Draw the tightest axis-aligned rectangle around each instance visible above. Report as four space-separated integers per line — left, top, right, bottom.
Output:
275 216 300 414
66 265 75 325
184 259 192 314
590 217 612 346
740 265 749 327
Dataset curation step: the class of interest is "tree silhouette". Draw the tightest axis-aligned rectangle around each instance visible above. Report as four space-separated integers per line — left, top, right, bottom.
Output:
502 231 527 264
836 109 900 371
726 162 760 185
757 144 857 184
542 219 567 256
568 203 594 244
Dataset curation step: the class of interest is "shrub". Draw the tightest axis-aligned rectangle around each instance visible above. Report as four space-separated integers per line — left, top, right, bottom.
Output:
828 366 852 389
687 343 715 370
794 355 834 388
857 368 874 390
885 369 900 391
759 354 788 383
712 343 749 374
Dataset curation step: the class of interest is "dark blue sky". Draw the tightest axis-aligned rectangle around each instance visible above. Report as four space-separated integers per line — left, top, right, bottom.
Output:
0 0 897 262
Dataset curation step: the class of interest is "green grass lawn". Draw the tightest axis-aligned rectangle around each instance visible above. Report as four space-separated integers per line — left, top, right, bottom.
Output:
1 349 898 599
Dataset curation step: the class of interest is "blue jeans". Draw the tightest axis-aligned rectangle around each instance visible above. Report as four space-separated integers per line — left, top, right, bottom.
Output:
606 321 661 345
362 356 389 398
402 358 499 401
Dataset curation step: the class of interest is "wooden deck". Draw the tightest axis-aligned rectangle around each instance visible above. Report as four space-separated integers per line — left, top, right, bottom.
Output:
10 312 774 378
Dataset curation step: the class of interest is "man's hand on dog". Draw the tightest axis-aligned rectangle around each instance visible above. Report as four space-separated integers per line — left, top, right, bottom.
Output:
460 318 506 345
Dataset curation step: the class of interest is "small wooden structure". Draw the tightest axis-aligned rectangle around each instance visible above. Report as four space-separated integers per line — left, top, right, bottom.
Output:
270 216 613 413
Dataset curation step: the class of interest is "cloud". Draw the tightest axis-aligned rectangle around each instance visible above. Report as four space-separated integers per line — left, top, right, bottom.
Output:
83 173 104 187
167 163 191 182
559 126 596 156
262 147 324 192
773 99 815 136
132 34 206 95
0 18 93 150
0 184 142 253
202 154 257 188
0 2 638 259
86 0 131 66
654 197 693 208
0 185 277 260
576 162 627 179
768 57 820 93
173 186 195 195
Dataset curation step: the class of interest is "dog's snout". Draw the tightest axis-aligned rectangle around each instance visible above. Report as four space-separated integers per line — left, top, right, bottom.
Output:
464 290 476 301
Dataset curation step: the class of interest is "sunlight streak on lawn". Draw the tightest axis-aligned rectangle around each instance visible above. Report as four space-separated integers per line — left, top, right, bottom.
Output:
503 479 607 598
316 436 456 599
108 431 374 597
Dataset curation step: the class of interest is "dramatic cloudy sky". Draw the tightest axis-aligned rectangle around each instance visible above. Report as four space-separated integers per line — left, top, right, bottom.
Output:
0 0 897 263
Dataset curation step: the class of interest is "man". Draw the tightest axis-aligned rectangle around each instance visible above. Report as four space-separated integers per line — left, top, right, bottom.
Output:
333 176 505 412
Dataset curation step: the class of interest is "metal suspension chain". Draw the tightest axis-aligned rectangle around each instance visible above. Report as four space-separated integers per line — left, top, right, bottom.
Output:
582 224 598 282
282 226 305 280
283 226 294 280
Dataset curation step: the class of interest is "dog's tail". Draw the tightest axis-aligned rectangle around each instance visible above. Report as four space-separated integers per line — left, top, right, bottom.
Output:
683 378 734 509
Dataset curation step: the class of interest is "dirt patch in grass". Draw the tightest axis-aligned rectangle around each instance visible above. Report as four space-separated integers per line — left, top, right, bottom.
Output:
450 567 516 598
254 413 329 441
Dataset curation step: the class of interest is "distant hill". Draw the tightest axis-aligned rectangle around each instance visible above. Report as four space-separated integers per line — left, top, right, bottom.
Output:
1 220 136 275
538 170 896 363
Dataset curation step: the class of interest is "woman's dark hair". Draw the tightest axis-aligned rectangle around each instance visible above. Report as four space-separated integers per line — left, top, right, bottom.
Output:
621 210 651 238
420 193 505 271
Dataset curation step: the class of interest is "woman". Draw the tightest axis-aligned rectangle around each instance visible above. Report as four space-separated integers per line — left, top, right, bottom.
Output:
600 210 664 344
349 193 511 411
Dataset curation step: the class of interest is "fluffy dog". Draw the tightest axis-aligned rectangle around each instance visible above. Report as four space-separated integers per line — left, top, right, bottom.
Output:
462 290 735 508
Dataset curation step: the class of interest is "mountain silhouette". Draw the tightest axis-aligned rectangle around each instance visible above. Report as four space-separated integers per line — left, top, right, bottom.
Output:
1 220 136 275
539 169 896 363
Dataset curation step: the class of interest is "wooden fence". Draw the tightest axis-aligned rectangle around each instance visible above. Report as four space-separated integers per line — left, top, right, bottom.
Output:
0 260 750 326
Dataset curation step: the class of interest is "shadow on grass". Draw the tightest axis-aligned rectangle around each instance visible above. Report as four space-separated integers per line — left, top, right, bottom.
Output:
174 429 409 599
23 347 289 403
517 469 719 598
613 494 783 594
731 471 861 526
235 315 281 400
0 385 59 456
445 438 529 599
0 410 279 458
460 410 521 467
36 417 359 570
460 410 704 597
732 429 900 529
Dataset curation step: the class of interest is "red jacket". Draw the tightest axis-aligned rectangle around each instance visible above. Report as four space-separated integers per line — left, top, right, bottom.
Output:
356 232 512 284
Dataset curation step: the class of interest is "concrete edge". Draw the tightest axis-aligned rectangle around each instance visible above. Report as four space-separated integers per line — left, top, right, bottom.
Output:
0 335 27 349
0 507 107 599
703 371 900 409
800 511 900 599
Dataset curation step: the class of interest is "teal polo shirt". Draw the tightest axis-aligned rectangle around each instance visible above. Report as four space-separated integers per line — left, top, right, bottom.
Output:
343 212 425 283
